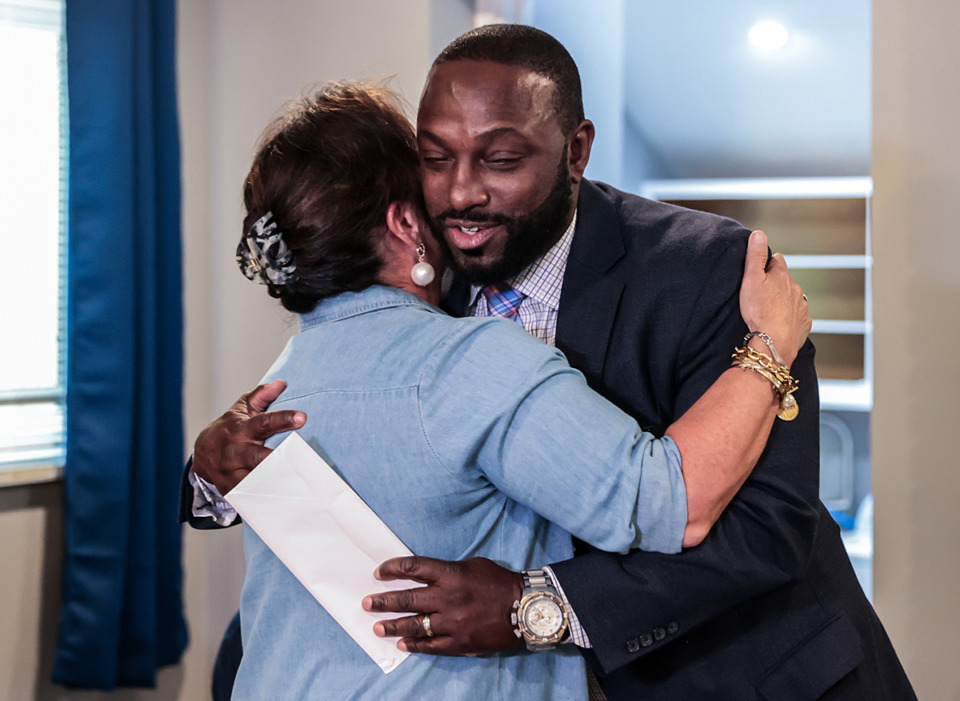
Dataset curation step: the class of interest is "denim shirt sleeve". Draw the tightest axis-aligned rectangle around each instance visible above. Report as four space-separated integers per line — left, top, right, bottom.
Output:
417 318 687 555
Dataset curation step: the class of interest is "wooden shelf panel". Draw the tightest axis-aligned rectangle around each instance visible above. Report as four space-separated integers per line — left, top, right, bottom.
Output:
790 268 866 320
811 333 865 381
664 197 867 256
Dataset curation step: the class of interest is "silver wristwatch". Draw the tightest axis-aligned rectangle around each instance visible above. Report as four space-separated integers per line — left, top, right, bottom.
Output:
511 568 569 651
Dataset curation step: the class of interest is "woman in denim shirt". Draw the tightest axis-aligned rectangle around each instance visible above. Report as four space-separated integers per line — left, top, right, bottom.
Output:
230 82 809 700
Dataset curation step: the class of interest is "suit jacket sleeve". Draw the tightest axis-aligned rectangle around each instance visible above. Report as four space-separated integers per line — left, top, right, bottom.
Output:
549 231 822 675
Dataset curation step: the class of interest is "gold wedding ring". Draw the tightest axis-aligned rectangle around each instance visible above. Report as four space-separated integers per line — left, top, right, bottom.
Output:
422 614 434 638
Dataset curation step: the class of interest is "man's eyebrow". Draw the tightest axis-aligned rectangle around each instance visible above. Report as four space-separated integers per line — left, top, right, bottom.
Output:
416 129 448 147
417 126 526 147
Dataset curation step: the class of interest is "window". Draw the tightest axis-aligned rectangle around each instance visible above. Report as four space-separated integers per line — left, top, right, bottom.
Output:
0 0 67 483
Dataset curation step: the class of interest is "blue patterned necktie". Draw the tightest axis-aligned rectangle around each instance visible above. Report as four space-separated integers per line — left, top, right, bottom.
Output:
482 284 525 326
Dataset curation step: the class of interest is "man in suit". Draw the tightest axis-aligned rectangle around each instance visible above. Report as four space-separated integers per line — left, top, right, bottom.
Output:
187 24 914 700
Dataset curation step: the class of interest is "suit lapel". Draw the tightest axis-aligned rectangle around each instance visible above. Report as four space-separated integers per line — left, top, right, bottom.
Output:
556 181 626 381
441 275 471 317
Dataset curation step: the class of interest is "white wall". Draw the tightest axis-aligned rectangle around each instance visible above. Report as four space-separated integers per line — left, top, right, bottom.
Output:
0 482 64 701
872 1 960 697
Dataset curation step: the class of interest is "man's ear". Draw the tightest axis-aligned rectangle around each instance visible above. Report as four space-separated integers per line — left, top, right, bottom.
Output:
568 119 595 185
385 200 422 249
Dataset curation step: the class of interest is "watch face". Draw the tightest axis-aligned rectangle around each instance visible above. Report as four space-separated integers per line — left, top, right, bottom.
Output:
521 594 564 638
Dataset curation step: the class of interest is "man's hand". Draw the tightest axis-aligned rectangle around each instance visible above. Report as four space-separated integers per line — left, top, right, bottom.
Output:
192 379 305 494
363 556 524 656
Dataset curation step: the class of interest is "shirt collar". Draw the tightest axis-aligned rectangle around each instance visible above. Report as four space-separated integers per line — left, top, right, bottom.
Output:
297 285 440 331
468 209 577 311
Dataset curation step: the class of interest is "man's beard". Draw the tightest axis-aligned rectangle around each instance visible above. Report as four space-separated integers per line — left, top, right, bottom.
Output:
428 148 574 285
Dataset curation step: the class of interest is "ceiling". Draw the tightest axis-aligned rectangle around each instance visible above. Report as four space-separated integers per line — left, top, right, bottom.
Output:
538 1 872 180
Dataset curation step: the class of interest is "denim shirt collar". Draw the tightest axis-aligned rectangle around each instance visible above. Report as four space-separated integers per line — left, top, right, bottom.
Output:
297 285 442 331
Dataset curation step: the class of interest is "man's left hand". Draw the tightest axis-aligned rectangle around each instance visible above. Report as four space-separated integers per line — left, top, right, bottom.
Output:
363 556 524 656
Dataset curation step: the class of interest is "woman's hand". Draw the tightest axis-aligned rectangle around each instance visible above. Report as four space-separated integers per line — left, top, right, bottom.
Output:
739 230 812 367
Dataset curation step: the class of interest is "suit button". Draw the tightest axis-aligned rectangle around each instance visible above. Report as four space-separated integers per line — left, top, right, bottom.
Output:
640 632 653 647
625 638 640 653
666 621 679 634
653 627 666 641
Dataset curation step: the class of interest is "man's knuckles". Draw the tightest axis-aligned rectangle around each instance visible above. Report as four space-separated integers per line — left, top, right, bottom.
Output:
395 556 427 577
369 589 418 612
400 637 444 654
251 410 300 436
389 616 425 638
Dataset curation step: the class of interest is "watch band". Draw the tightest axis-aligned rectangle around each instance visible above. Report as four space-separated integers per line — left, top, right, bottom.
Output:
523 568 554 592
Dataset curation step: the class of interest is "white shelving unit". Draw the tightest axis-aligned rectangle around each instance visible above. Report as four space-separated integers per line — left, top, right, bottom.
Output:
640 177 874 413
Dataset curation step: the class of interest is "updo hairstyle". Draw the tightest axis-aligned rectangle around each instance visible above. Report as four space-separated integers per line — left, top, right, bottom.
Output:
242 81 421 313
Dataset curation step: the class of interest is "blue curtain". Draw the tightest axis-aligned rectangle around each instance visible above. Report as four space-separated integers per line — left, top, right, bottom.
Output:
53 0 188 689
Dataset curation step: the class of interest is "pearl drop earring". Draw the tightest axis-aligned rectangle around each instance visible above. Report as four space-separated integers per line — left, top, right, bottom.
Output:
411 242 436 287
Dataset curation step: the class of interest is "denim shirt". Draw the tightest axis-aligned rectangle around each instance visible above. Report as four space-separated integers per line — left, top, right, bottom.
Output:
233 285 686 701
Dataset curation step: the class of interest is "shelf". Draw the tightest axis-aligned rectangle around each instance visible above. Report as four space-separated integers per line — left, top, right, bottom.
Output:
811 320 871 335
0 464 63 488
639 177 873 200
784 255 872 269
820 379 872 412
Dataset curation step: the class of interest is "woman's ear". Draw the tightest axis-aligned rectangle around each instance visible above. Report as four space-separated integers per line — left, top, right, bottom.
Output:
385 201 422 249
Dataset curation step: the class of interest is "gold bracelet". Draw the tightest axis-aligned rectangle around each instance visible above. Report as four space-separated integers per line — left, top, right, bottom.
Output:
732 346 797 389
731 346 799 421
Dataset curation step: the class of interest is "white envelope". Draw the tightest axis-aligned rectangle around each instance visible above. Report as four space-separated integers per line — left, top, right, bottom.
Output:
225 432 422 673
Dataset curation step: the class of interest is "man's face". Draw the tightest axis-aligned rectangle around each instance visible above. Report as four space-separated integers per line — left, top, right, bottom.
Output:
417 60 575 284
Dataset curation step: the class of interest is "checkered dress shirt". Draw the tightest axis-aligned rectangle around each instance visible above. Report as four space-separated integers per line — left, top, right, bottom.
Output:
467 212 577 348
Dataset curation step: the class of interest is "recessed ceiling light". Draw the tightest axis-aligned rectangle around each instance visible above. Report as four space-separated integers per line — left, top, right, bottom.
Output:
749 20 789 51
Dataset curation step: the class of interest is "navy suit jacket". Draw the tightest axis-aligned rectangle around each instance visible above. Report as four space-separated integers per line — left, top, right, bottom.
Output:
544 180 913 700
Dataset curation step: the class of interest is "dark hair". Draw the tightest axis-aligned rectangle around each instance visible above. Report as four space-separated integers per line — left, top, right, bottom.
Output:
242 81 421 313
433 24 584 134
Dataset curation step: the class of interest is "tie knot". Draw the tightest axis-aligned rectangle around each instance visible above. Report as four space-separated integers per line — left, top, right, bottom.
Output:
482 284 525 322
